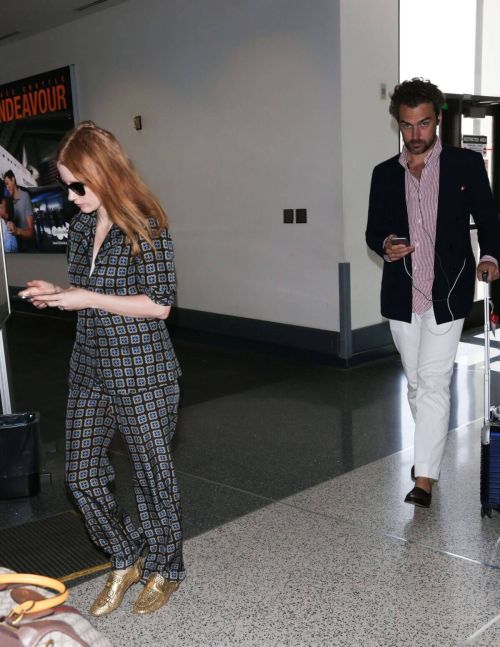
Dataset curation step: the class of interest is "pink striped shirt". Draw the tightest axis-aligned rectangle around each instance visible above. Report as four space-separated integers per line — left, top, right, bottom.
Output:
399 139 441 314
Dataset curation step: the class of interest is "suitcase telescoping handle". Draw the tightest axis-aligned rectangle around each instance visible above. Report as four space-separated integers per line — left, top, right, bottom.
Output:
483 270 491 429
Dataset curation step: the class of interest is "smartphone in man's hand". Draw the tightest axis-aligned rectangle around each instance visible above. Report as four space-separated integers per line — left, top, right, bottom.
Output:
391 237 410 246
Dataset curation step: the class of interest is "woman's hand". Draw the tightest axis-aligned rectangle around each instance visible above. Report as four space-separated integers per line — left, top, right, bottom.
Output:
20 281 170 317
19 282 90 311
18 280 62 309
37 287 92 312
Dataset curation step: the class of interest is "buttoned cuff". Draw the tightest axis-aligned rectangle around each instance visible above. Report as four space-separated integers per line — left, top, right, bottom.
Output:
383 236 392 262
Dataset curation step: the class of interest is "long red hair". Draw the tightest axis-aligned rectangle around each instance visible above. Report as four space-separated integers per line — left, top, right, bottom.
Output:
57 120 167 255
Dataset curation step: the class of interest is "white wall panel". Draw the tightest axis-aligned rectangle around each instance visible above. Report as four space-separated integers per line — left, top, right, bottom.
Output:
1 0 343 331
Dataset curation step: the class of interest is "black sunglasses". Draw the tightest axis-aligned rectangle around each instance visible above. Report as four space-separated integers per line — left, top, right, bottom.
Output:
56 175 86 197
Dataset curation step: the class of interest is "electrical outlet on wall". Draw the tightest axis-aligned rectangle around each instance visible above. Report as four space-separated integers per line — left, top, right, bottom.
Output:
295 209 307 223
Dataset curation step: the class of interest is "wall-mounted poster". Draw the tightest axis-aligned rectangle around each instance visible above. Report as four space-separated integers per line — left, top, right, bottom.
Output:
0 66 78 253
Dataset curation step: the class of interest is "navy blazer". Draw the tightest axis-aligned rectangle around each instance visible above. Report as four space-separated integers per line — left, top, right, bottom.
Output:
67 212 181 395
366 144 500 324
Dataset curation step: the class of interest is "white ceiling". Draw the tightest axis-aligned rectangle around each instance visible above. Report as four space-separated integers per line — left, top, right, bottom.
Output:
0 0 129 47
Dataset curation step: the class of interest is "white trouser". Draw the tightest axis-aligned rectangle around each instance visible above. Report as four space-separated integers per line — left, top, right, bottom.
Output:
390 310 464 480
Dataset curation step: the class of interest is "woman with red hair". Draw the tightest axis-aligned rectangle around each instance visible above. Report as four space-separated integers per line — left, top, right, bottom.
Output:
19 121 184 616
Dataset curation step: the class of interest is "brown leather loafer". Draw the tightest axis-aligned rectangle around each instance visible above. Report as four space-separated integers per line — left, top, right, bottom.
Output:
133 573 181 615
90 557 144 617
404 486 431 508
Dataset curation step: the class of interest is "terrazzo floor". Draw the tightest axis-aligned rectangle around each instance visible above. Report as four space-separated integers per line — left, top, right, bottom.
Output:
2 314 500 645
72 420 500 647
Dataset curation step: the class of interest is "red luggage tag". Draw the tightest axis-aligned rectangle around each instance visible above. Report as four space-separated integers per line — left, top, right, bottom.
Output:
490 311 498 336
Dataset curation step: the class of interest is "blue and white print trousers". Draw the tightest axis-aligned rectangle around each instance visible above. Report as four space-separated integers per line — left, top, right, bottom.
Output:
65 382 185 582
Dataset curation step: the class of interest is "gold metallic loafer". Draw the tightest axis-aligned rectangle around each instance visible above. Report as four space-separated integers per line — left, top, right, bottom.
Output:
133 573 181 615
90 557 144 617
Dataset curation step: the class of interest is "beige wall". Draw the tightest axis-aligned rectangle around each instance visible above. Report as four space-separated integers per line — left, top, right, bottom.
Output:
339 0 399 329
2 0 400 333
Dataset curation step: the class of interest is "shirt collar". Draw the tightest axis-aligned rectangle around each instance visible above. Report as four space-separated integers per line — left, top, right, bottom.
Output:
399 136 442 169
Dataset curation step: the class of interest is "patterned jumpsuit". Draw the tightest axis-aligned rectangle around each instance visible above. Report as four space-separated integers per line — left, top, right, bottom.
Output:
65 211 185 582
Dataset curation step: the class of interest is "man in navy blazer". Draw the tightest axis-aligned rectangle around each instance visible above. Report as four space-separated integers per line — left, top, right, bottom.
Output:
366 78 500 508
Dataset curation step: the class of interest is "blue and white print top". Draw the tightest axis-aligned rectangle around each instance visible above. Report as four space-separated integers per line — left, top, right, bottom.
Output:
67 211 181 395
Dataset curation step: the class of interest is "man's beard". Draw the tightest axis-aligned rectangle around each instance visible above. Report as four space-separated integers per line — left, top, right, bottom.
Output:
406 133 437 155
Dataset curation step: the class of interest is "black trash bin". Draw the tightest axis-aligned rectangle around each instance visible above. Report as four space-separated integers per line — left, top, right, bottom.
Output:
0 412 41 499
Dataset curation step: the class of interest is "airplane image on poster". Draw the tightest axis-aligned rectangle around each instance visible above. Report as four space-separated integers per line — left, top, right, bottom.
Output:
0 142 76 252
0 143 38 188
0 65 76 252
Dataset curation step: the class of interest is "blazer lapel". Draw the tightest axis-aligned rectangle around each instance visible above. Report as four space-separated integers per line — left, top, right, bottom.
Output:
394 161 410 235
436 146 452 248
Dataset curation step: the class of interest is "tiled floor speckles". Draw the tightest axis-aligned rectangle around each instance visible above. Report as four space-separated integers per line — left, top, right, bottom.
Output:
4 314 500 645
69 429 500 646
284 420 500 569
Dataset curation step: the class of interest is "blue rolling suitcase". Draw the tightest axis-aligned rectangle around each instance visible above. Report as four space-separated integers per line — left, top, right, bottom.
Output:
480 271 500 518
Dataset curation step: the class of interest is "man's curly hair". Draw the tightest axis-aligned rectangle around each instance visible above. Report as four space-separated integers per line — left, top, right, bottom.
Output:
389 78 445 120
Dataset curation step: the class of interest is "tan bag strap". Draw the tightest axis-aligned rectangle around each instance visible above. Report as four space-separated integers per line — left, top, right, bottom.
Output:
0 574 68 621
